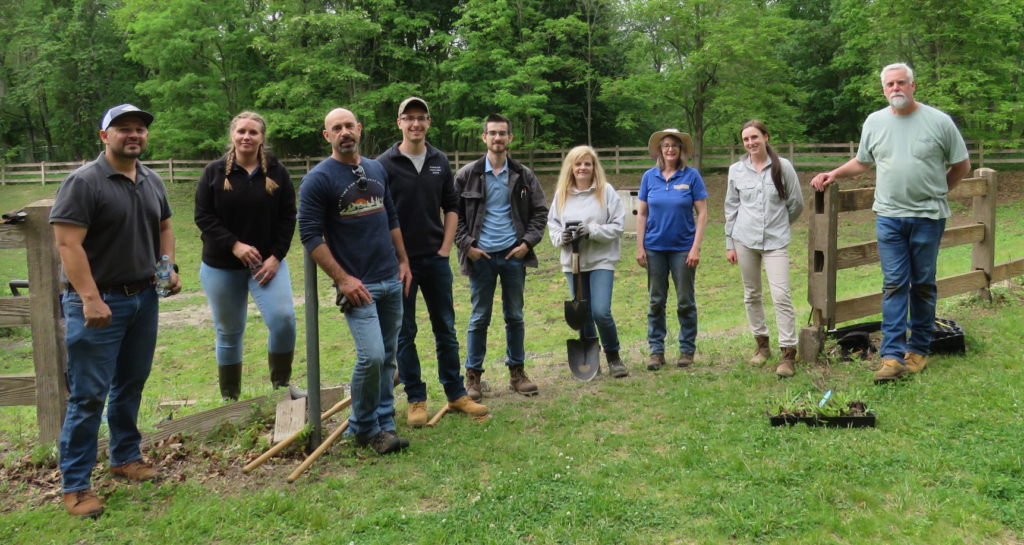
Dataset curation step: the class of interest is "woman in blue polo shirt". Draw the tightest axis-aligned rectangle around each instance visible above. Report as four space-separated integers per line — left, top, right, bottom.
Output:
635 129 708 370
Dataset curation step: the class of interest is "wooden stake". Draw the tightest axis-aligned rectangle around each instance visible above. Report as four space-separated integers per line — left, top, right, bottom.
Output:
287 420 349 484
426 405 449 427
242 396 351 473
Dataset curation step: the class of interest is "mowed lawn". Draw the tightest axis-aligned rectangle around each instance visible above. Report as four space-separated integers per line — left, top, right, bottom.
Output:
1 167 1024 544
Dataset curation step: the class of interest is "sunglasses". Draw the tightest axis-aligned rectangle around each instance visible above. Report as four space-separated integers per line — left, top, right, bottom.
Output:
352 165 370 191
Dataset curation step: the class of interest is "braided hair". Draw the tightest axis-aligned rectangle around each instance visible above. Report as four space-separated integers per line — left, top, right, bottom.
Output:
741 119 786 200
224 111 280 195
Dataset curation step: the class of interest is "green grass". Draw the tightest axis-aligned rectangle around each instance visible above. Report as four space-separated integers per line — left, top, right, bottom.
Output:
1 172 1024 543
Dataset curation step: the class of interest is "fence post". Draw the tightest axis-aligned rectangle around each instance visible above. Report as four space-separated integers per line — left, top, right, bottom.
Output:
22 200 67 444
800 183 839 364
972 168 998 301
305 156 310 174
528 149 534 171
615 146 620 174
1 164 5 186
169 159 175 183
729 144 735 164
849 141 855 158
40 162 46 185
455 150 460 171
788 142 794 163
978 142 985 168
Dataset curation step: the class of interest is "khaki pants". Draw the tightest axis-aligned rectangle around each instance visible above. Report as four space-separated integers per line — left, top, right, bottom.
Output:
735 243 797 348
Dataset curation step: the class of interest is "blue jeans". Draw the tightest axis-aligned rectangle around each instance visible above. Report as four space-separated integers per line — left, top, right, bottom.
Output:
59 286 159 493
564 269 620 352
876 216 946 362
345 276 404 440
646 249 698 355
200 260 297 366
465 248 526 371
397 254 466 402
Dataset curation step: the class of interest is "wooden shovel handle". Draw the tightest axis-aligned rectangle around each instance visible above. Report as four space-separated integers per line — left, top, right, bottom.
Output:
426 405 449 427
287 420 349 483
242 396 352 473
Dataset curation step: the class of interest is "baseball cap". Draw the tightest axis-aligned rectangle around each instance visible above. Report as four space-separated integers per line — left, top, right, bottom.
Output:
398 97 429 117
100 104 155 130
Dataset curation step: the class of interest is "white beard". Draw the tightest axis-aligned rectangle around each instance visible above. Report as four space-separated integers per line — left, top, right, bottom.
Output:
889 94 908 110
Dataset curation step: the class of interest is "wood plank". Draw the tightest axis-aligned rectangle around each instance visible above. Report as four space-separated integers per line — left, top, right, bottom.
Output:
0 373 35 406
0 296 31 327
319 385 343 413
274 396 307 444
991 257 1024 283
948 177 989 200
0 223 25 249
837 177 989 213
836 224 986 270
23 199 67 444
834 270 988 323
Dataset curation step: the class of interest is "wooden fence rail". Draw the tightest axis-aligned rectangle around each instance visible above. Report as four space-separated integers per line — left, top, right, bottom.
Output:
3 140 1022 185
799 168 1024 363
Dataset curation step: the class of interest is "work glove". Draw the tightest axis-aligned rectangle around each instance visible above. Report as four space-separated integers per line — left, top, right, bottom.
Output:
560 229 574 246
576 224 590 239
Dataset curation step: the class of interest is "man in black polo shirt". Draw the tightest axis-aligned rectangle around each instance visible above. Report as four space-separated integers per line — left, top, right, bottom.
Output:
50 104 181 518
377 97 488 427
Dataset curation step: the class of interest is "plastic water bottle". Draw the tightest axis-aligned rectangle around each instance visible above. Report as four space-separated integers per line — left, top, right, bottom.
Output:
155 255 173 297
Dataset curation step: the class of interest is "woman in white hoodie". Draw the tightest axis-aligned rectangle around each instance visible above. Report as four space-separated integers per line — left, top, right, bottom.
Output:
547 146 627 377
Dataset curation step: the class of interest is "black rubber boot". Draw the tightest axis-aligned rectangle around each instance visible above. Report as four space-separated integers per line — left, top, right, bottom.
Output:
268 351 294 389
218 363 242 401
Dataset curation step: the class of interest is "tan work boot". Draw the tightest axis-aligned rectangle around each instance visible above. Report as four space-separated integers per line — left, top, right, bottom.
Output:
448 395 488 416
776 347 797 378
873 358 909 383
465 369 484 401
904 352 928 373
646 353 666 371
109 460 159 482
64 489 104 518
508 364 538 396
749 335 771 365
676 352 694 368
407 401 428 428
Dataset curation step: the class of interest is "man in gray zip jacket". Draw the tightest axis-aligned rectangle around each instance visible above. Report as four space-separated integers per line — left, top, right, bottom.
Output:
454 113 548 400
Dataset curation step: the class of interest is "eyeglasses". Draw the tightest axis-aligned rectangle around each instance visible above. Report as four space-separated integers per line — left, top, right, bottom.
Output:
352 165 369 191
660 143 680 150
400 115 429 124
486 131 509 138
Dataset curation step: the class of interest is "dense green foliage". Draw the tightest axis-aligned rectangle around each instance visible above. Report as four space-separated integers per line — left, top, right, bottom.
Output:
1 0 1023 164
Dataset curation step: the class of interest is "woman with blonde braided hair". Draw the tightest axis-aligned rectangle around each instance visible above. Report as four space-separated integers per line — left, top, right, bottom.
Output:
195 111 298 400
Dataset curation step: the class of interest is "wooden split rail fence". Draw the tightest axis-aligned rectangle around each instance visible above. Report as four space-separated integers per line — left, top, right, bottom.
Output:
2 141 1022 185
799 168 1024 363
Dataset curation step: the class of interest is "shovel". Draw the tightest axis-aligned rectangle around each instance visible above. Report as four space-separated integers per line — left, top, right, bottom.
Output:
564 232 601 381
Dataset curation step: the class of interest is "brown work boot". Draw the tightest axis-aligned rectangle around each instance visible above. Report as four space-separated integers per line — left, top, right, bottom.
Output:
355 430 406 455
904 352 928 373
448 395 488 416
776 347 797 378
676 352 694 368
646 353 666 371
465 369 484 401
109 460 159 482
407 401 428 428
873 358 909 383
749 335 771 365
508 364 538 396
64 489 104 518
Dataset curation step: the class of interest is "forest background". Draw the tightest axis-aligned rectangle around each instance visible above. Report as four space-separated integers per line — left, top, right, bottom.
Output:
1 0 1022 170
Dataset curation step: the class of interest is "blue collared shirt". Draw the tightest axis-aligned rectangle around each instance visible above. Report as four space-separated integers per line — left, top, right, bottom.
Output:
477 156 518 252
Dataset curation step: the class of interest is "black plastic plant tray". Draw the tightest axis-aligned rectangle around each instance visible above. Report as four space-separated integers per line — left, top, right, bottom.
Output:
769 411 876 428
827 319 965 355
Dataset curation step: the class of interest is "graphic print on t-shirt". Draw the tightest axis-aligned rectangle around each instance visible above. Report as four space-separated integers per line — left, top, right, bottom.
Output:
337 178 385 219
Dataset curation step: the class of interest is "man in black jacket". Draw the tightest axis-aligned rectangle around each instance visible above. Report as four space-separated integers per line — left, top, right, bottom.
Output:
454 113 548 400
377 97 488 426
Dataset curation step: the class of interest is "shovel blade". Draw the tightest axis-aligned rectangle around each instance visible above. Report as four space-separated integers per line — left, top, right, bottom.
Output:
567 336 601 381
564 299 589 331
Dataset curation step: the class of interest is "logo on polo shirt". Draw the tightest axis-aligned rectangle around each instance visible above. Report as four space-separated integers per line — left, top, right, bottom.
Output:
429 165 443 175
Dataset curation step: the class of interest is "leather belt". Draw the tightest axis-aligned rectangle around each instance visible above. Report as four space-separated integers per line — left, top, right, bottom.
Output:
70 278 154 296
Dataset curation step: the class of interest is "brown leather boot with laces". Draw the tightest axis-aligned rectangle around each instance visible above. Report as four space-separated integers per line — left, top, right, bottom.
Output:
508 364 538 396
109 460 159 482
63 489 104 518
465 368 484 401
749 335 771 365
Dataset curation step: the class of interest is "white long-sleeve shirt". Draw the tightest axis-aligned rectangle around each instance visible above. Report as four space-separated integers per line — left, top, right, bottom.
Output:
547 185 625 272
724 155 804 251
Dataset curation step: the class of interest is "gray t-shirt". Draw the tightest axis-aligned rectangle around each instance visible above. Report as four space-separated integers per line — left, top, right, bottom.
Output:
50 153 172 286
401 151 427 174
856 103 970 219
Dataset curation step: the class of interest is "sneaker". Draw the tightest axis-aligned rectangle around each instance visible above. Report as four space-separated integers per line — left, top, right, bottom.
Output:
63 489 104 518
109 460 159 482
355 430 406 455
407 401 428 428
904 352 928 373
508 364 538 396
448 395 488 416
676 353 694 368
465 369 484 401
873 358 909 383
647 353 666 371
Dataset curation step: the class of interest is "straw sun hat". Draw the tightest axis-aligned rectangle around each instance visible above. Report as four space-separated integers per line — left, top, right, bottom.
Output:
647 128 694 160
